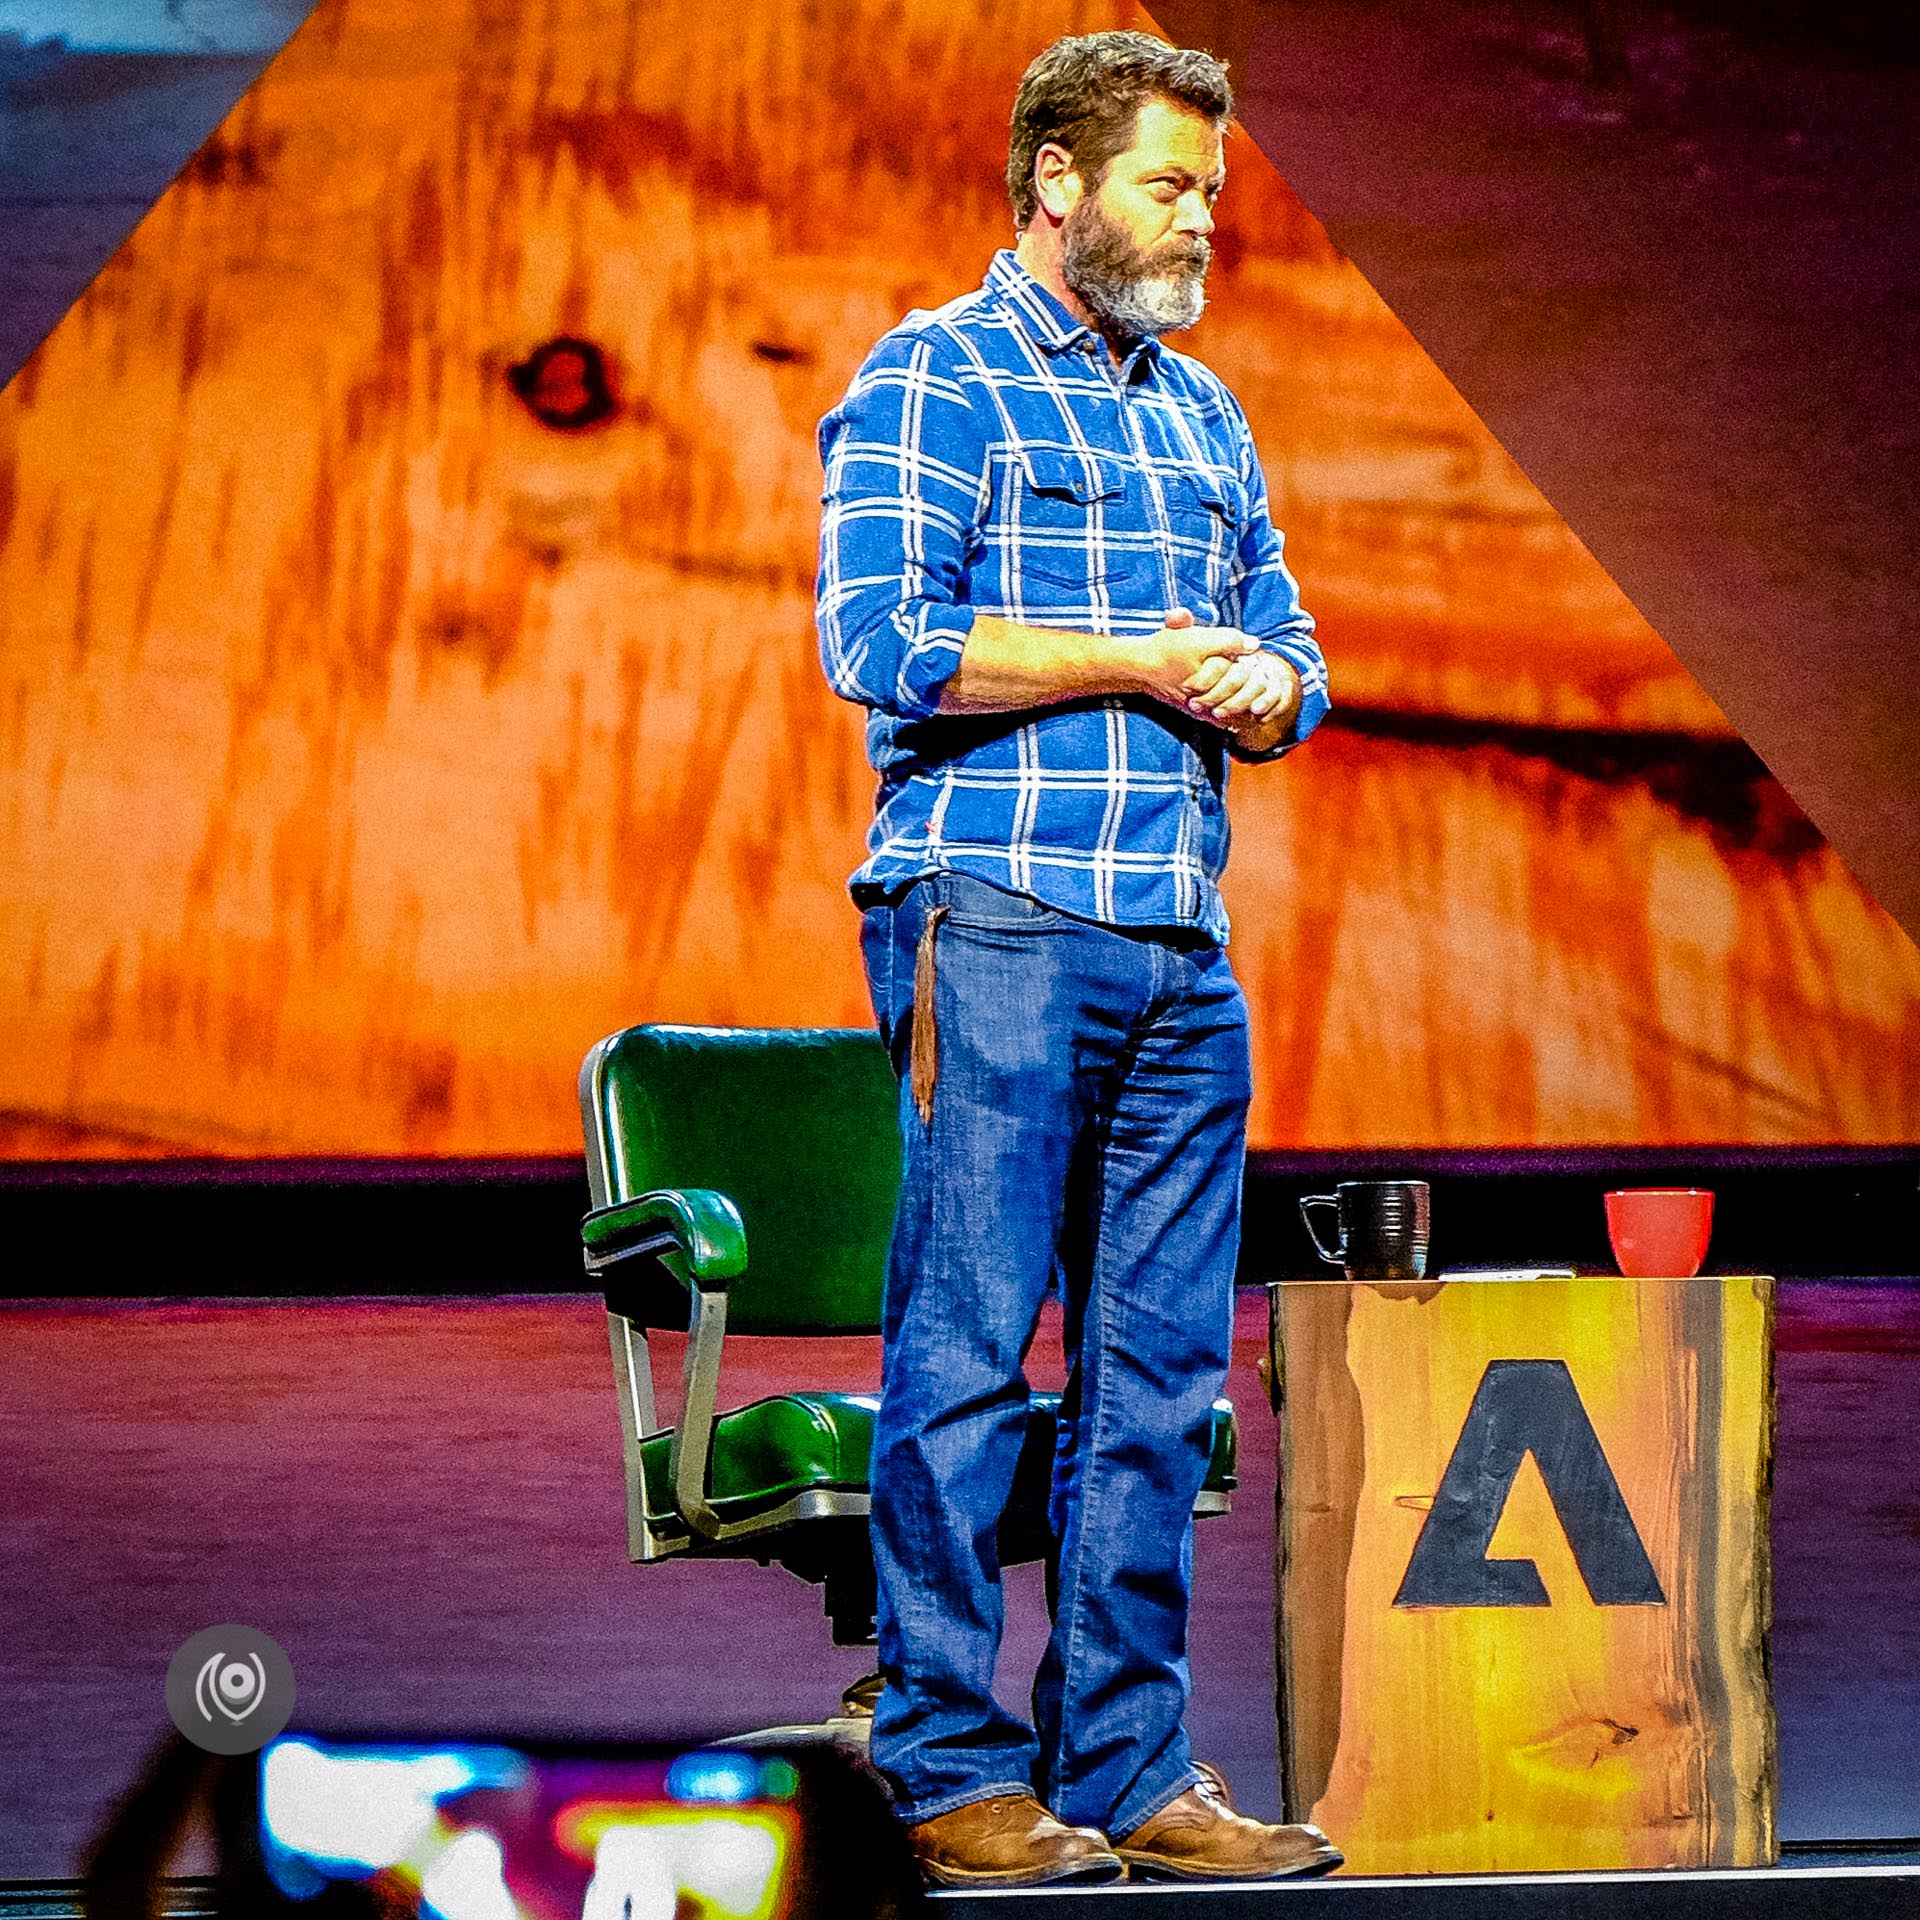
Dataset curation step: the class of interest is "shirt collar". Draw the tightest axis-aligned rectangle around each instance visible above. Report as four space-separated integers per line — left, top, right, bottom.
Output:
985 250 1163 379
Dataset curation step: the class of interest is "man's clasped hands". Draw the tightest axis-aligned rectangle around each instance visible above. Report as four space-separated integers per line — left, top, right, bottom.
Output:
1146 607 1299 749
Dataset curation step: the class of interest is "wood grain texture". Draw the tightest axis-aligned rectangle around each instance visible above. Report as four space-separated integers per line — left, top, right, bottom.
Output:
0 0 1916 1154
1273 1273 1776 1872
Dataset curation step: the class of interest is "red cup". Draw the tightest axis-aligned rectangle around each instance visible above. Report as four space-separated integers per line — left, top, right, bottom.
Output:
1605 1188 1714 1278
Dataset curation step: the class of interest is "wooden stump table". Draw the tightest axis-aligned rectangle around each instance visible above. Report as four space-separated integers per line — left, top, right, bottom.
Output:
1269 1271 1777 1874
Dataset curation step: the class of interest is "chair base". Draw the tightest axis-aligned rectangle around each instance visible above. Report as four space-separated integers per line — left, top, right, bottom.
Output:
728 1716 874 1750
839 1669 884 1718
720 1667 883 1752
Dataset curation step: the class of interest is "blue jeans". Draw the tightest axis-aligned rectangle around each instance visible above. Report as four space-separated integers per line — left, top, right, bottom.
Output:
859 872 1251 1837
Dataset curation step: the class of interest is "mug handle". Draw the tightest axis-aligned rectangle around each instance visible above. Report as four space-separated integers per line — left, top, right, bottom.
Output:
1299 1194 1345 1267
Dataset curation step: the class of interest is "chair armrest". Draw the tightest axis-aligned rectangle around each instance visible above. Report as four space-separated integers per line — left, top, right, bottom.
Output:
581 1188 747 1296
581 1188 745 1544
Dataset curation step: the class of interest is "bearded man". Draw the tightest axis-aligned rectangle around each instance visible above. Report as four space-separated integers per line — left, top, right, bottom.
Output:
814 31 1336 1889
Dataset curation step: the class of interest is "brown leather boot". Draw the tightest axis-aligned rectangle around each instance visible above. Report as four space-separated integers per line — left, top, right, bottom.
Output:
906 1792 1126 1888
1115 1768 1342 1882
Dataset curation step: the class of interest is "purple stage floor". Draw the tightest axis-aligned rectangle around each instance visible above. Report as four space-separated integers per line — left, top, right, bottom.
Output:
1 1284 1915 1877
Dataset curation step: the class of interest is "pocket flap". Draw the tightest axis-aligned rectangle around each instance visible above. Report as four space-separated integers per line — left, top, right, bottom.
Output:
1017 446 1129 503
1180 468 1240 523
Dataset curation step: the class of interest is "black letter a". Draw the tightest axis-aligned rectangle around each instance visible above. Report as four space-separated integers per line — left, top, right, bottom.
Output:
1393 1360 1665 1608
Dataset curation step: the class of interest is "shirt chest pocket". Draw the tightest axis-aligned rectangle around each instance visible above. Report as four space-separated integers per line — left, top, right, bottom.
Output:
1167 469 1245 609
1002 446 1160 603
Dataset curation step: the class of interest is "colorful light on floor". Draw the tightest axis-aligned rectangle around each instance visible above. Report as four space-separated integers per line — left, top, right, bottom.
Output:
261 1740 497 1868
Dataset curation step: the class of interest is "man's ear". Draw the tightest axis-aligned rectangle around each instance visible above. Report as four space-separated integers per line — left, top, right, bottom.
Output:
1032 141 1083 225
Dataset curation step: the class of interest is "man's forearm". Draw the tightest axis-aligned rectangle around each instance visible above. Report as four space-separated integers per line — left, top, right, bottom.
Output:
935 614 1141 714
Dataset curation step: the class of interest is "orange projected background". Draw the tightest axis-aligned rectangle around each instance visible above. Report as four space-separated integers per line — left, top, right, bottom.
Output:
1 0 1916 1158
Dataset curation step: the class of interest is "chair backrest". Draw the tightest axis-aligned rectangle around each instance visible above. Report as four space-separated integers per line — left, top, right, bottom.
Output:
579 1024 900 1335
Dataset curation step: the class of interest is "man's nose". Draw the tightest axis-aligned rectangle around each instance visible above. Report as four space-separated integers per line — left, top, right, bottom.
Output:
1174 190 1214 237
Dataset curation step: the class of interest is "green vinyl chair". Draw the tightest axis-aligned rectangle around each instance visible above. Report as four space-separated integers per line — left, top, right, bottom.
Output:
578 1023 1239 1706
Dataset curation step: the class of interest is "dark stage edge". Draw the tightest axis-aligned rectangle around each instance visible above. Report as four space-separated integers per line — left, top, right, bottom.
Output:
2 1145 1917 1295
927 1851 1920 1919
3 1850 1917 1918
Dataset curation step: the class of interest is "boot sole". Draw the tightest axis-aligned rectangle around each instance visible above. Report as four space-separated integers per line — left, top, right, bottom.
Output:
1114 1844 1344 1883
918 1854 1128 1890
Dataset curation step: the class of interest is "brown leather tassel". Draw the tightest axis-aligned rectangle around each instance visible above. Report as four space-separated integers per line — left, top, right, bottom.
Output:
910 904 949 1124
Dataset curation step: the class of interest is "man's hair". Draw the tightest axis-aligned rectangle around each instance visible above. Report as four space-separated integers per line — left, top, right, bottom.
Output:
1006 31 1233 232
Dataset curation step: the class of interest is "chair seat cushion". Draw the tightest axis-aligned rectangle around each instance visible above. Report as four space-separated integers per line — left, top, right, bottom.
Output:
638 1390 1237 1533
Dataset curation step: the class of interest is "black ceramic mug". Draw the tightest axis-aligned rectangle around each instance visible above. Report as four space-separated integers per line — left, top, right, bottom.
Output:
1299 1180 1431 1280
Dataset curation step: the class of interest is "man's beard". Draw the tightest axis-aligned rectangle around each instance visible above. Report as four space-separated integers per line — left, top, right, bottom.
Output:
1061 196 1211 341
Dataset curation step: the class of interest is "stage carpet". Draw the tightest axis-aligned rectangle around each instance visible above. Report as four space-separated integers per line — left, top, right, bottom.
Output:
0 1284 1914 1876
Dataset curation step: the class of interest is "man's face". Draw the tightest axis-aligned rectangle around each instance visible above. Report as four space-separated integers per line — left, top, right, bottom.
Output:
1061 96 1225 340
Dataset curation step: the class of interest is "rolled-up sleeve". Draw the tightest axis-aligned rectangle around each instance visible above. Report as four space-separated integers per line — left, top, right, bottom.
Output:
1228 406 1330 764
816 327 989 721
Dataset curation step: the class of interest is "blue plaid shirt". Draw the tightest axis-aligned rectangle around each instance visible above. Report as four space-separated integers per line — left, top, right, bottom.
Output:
816 251 1329 941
